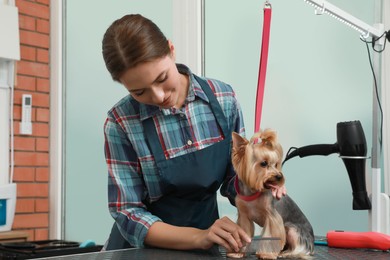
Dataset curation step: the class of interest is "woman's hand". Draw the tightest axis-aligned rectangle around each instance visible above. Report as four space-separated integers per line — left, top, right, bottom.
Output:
145 218 250 251
271 185 287 200
195 216 251 253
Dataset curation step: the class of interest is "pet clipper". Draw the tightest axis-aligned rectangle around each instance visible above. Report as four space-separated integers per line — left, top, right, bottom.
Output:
327 230 390 251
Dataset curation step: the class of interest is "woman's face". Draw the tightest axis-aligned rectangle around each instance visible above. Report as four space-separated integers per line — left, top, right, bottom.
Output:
119 49 187 109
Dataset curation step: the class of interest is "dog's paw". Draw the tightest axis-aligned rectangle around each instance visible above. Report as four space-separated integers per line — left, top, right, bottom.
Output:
256 252 278 259
226 252 245 258
279 250 313 259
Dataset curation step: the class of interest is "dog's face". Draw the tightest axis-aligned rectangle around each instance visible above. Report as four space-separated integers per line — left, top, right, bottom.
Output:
232 129 285 192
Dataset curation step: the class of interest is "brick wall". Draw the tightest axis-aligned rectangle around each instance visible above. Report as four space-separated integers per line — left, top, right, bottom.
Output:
12 0 50 241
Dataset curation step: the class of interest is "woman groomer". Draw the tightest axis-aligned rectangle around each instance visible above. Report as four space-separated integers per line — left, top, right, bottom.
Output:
102 14 285 252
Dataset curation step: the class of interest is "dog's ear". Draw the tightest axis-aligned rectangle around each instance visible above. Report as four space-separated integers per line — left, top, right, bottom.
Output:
232 132 248 150
231 132 248 172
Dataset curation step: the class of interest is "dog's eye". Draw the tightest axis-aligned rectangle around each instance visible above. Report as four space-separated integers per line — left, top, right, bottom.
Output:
260 161 268 168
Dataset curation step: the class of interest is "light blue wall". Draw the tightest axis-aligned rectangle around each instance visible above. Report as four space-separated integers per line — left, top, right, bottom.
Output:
207 0 374 236
65 0 376 244
65 0 173 244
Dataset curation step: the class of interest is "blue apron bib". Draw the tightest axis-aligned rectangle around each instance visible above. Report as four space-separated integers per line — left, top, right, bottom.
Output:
106 76 232 250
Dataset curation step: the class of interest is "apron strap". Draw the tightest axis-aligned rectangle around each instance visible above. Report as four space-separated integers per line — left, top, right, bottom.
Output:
143 119 166 162
193 75 230 137
255 2 272 133
144 75 230 162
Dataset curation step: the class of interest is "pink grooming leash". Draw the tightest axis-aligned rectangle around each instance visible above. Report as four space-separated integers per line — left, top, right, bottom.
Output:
255 1 272 133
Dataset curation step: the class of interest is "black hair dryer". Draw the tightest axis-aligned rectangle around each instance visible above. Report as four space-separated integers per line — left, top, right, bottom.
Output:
283 120 371 210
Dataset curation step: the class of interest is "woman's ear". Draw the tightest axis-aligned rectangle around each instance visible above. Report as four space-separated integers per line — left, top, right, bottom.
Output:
168 40 176 60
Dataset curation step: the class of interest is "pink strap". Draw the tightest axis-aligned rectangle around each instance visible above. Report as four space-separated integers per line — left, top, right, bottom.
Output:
255 3 272 133
234 176 261 201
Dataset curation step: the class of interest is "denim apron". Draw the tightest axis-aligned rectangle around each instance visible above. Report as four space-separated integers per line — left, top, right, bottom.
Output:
106 76 232 250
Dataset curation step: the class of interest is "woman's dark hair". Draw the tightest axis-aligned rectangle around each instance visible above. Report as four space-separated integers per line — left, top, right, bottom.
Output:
102 14 171 82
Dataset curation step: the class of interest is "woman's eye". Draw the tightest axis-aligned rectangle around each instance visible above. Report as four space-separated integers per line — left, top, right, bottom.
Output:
132 90 144 96
157 75 168 83
260 161 268 168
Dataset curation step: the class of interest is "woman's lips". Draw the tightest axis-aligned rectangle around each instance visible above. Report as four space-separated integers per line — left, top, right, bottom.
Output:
160 96 172 107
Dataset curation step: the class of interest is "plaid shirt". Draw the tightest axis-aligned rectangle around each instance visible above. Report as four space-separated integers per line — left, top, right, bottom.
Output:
104 64 245 247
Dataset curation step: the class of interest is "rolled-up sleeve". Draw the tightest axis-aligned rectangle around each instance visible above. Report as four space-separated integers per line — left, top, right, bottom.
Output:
104 115 161 247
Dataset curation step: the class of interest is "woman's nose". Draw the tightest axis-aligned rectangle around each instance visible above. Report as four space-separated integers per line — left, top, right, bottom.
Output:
150 87 165 103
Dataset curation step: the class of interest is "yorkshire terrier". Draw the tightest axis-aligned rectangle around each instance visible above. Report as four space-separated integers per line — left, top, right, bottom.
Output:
228 129 314 259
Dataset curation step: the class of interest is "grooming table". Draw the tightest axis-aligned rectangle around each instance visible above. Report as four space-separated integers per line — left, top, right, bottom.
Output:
33 245 389 259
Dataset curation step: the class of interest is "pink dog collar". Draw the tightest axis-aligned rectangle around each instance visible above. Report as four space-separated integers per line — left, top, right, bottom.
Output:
234 175 261 201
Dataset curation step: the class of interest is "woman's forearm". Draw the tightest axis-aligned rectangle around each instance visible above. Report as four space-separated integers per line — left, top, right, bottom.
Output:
144 221 210 250
144 217 251 252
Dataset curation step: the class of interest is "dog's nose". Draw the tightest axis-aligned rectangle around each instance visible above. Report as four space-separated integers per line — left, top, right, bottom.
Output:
275 173 283 181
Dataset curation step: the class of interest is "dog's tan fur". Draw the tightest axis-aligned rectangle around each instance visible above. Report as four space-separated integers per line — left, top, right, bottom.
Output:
230 129 314 259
